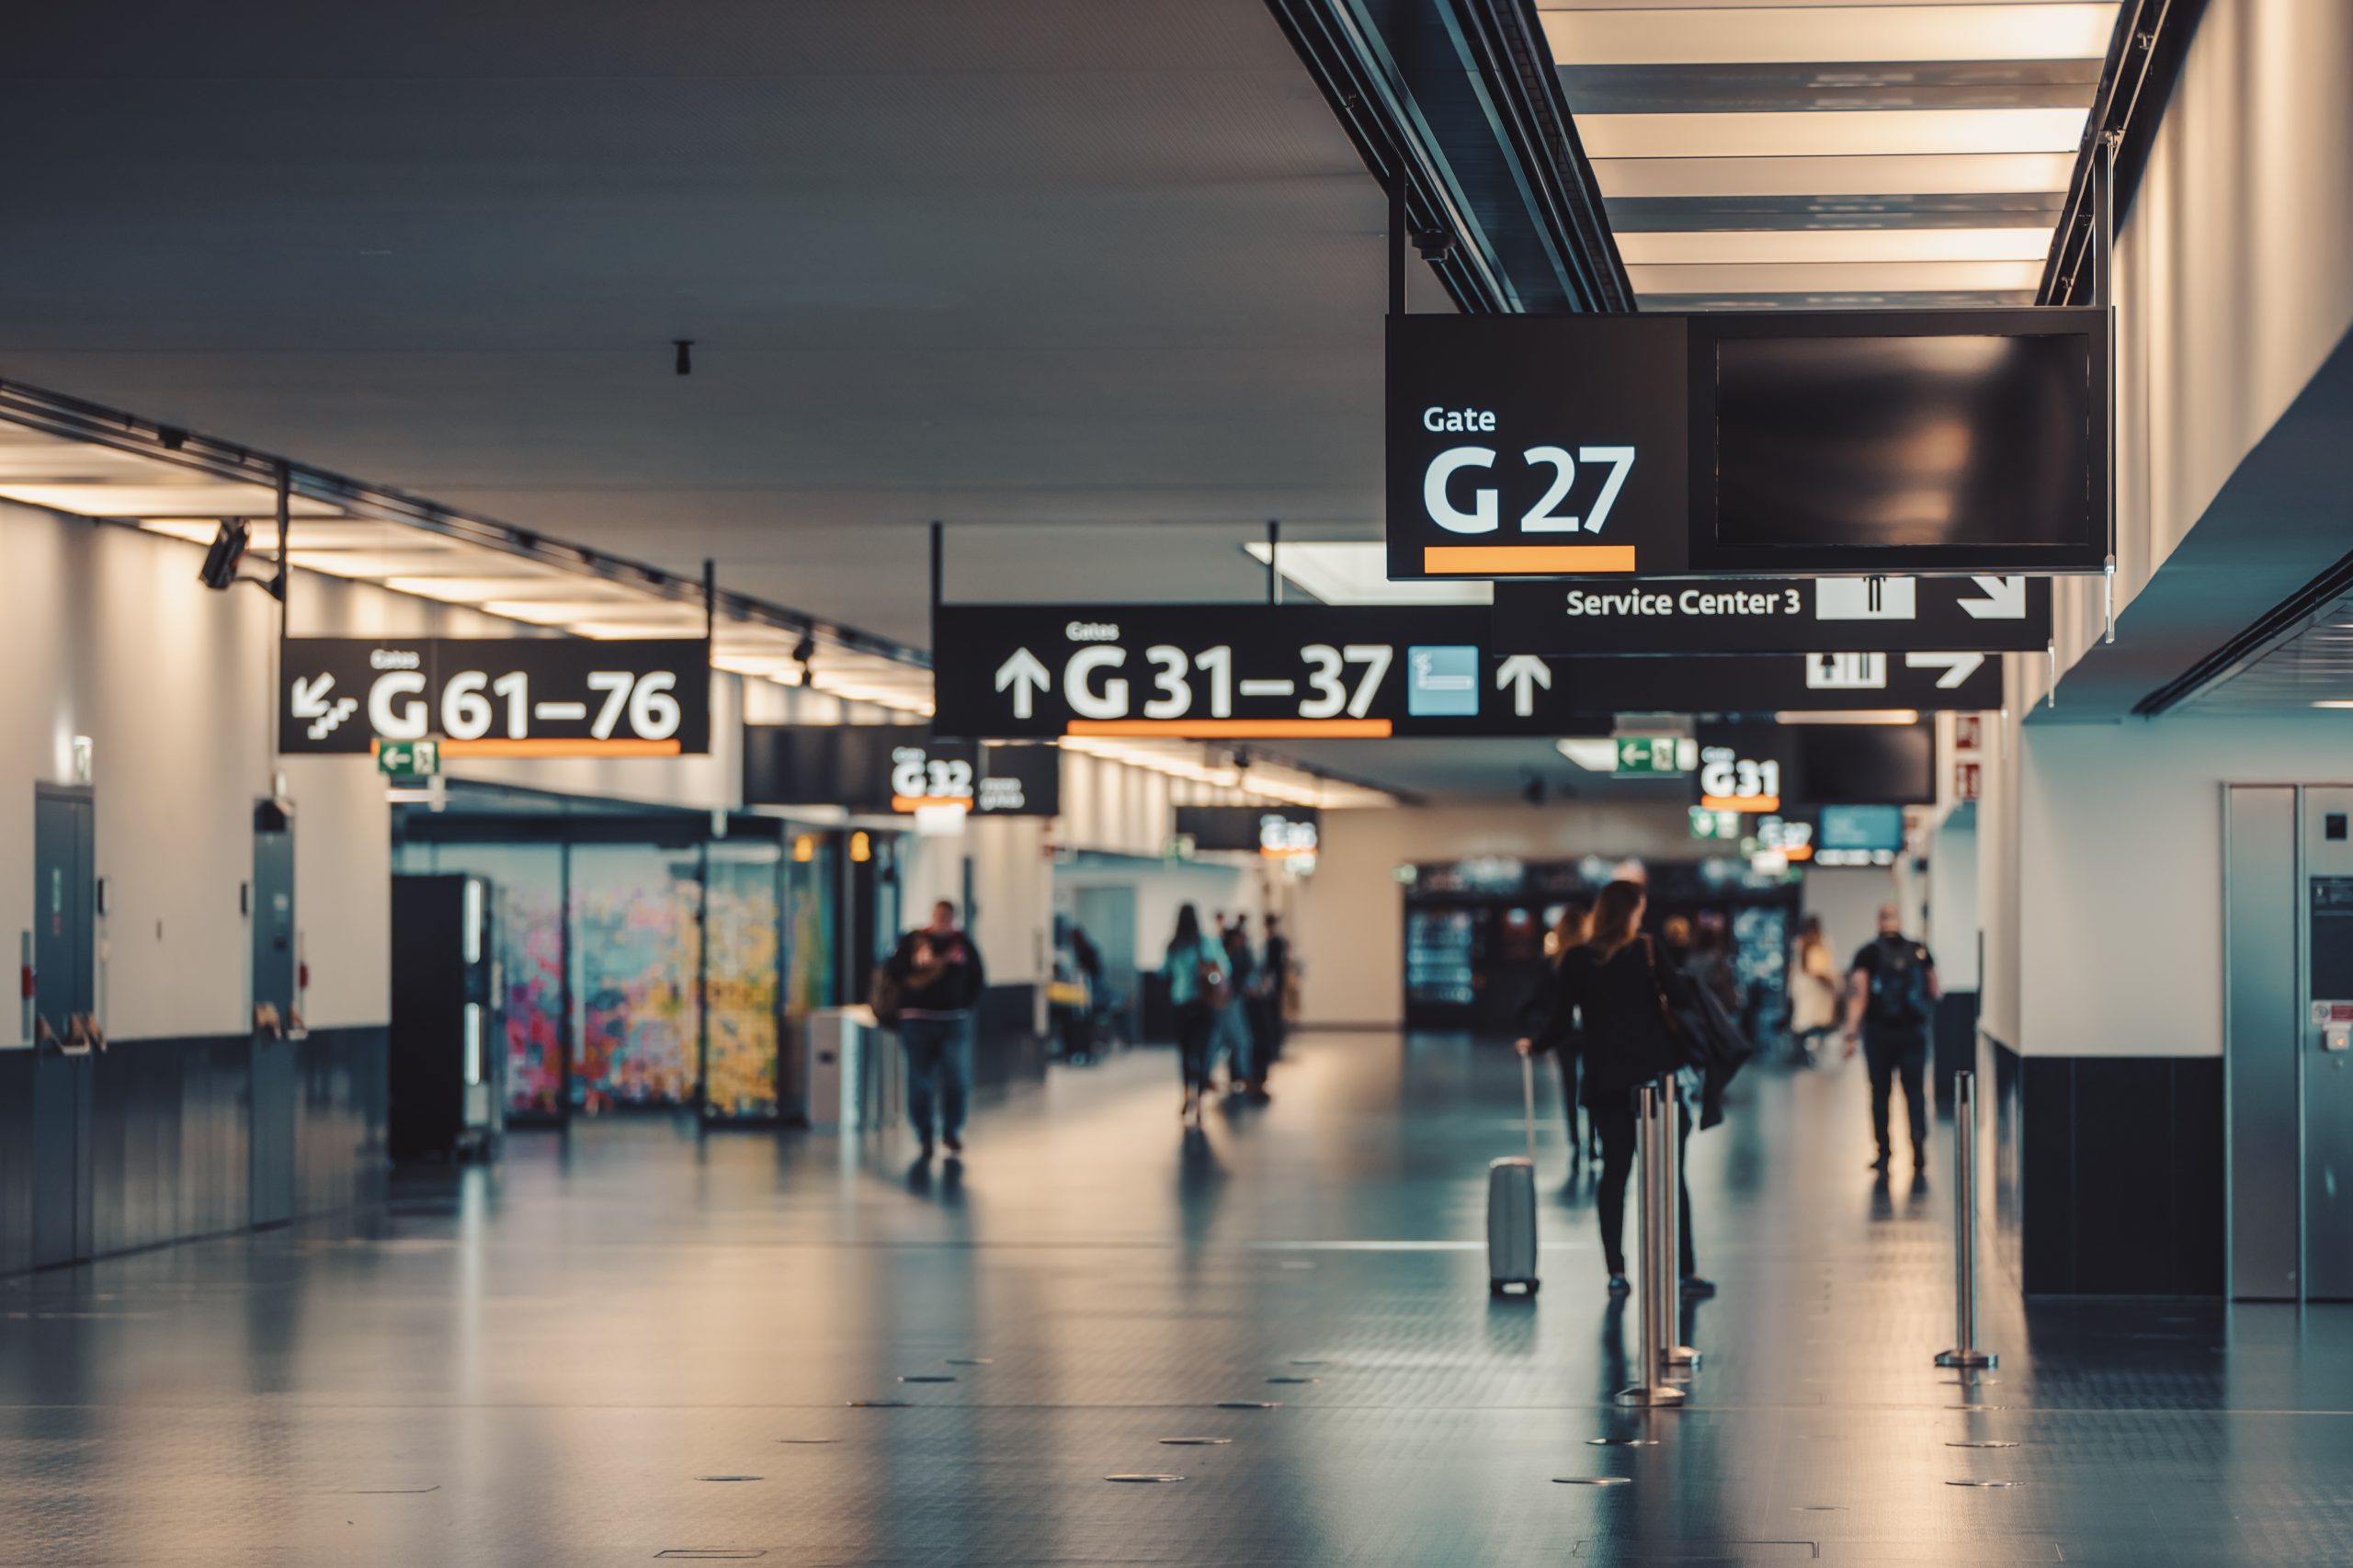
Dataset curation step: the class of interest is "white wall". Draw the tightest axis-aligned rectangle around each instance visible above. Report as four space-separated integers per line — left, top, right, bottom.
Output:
2022 0 2353 694
1 505 390 1042
1802 868 1898 982
1292 801 1696 1028
2000 716 2353 1059
1925 811 1980 992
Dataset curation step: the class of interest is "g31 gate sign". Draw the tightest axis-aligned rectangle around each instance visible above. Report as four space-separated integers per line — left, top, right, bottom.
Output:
278 638 710 756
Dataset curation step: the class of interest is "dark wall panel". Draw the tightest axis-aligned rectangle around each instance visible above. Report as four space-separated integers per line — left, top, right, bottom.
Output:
2005 1046 2227 1297
3 1026 388 1275
0 1052 32 1274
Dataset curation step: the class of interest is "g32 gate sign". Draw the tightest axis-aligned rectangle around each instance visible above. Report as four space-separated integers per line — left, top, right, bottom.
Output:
279 638 710 756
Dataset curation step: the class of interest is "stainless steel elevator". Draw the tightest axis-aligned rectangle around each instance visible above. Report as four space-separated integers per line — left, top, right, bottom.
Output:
2226 785 2353 1300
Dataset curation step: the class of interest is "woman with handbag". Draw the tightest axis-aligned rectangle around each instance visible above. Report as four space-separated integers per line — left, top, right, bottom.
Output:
1517 880 1707 1296
1162 903 1227 1123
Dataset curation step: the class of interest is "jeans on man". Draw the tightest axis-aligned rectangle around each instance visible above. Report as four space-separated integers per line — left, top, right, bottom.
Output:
1863 1030 1929 1164
900 1014 973 1142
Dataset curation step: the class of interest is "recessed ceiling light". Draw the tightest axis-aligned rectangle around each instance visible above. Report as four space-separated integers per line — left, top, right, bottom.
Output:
1243 541 1490 606
2311 700 2353 710
1773 710 1921 725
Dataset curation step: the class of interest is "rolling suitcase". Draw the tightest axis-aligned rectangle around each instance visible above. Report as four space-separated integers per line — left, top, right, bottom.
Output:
1487 1053 1540 1296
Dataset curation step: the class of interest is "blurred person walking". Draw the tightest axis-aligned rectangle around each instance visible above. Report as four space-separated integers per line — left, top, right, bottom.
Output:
1844 903 1939 1175
1518 881 1705 1295
1164 903 1230 1124
1788 915 1839 1065
881 900 986 1160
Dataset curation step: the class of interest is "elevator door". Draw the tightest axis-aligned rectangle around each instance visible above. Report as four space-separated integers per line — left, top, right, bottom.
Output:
30 789 96 1267
2302 789 2353 1298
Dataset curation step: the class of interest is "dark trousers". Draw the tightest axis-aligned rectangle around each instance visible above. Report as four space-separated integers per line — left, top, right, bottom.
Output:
1245 997 1280 1080
1175 1000 1213 1091
900 1015 972 1142
1590 1088 1696 1279
1555 1054 1587 1155
1864 1032 1929 1163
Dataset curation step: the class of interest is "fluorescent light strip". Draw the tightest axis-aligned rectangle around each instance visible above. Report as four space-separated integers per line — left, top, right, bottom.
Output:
1616 225 2055 266
1626 258 2047 294
1592 152 2078 199
1576 108 2091 161
1773 710 1921 725
1241 541 1491 606
1539 4 2120 67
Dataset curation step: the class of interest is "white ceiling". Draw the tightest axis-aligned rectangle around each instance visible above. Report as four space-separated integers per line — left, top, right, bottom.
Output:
1540 0 2122 308
0 1 1398 651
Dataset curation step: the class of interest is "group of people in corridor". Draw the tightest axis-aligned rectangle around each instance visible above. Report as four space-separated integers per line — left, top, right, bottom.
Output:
876 884 1938 1292
1517 883 1941 1295
1165 905 1290 1122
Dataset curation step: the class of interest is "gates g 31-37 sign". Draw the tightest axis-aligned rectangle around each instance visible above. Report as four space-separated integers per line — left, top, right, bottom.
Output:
279 638 710 756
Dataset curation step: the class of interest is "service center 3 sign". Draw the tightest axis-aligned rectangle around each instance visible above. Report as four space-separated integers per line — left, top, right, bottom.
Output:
280 638 710 756
1492 574 2052 654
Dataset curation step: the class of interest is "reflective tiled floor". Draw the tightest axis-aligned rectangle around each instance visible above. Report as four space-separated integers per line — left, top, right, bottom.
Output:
4 1034 2348 1566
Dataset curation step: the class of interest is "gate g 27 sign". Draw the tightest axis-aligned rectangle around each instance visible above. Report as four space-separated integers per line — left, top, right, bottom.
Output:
280 638 710 756
1391 310 2108 579
1387 314 1689 582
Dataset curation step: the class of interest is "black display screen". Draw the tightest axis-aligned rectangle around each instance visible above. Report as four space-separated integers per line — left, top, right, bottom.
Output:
1799 723 1935 806
1695 311 2107 573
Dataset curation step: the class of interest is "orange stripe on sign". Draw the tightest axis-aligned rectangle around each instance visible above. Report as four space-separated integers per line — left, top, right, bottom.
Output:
891 795 972 813
1423 544 1638 574
1066 719 1392 739
1698 794 1780 813
436 737 685 758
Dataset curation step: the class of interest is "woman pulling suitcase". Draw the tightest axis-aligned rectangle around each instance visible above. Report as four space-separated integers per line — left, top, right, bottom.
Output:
1517 880 1711 1296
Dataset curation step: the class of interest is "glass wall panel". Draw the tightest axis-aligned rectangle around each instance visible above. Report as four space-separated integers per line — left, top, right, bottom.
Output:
706 843 783 1120
570 845 702 1111
785 835 839 1041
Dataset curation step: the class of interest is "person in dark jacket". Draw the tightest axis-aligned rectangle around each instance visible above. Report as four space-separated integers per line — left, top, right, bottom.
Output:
1518 880 1708 1296
884 900 986 1159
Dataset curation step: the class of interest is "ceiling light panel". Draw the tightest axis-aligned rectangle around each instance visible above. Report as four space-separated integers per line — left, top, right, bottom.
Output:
1545 1 2122 306
1577 107 2088 161
1242 541 1492 606
1616 224 2055 266
1540 6 2120 67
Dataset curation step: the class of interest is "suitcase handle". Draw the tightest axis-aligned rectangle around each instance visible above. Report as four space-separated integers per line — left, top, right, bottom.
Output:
1522 1051 1538 1165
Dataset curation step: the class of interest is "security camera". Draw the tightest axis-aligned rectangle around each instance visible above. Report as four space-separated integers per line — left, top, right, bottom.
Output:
792 632 818 667
1411 228 1456 261
198 520 251 591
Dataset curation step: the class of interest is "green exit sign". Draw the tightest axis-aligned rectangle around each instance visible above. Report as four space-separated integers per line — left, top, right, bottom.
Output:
1688 806 1741 840
1617 735 1688 775
376 739 441 778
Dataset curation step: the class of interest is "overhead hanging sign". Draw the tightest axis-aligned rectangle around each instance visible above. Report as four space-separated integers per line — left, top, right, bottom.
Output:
1542 651 2002 716
281 638 710 756
742 728 1061 816
1387 314 1690 583
1490 574 2052 654
931 604 1576 740
1389 309 2108 580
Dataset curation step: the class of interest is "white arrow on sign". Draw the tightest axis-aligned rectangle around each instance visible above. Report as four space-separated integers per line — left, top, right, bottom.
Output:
995 648 1051 720
1958 575 2028 619
290 673 335 718
1905 652 1986 689
1495 653 1552 717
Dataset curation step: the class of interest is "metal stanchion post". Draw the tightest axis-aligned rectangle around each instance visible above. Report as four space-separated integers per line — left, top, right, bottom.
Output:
1618 1082 1687 1407
1936 1070 1997 1369
1660 1075 1699 1373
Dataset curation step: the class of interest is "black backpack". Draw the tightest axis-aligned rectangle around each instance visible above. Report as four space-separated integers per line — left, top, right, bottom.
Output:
1868 937 1932 1029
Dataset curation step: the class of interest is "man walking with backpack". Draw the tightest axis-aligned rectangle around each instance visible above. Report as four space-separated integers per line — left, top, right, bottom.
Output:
1843 903 1939 1175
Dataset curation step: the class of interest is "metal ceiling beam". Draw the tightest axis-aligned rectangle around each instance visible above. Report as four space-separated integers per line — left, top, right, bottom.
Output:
1264 0 1632 315
2040 0 2210 306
